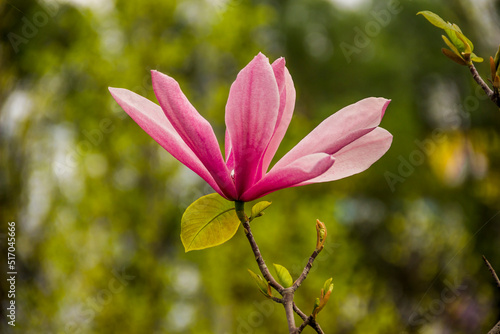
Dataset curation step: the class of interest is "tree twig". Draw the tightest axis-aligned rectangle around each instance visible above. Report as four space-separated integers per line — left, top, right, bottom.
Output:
468 63 500 108
483 256 500 334
293 249 320 291
482 255 500 289
236 201 284 293
293 302 307 320
488 320 500 334
293 303 325 334
296 315 315 333
235 201 326 334
282 288 296 333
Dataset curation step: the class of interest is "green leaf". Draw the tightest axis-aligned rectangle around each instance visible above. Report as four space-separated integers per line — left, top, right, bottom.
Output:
441 48 467 66
273 264 293 288
418 11 475 54
312 297 321 317
417 11 450 30
451 23 463 33
313 297 320 310
250 201 272 221
470 53 483 63
181 193 239 252
441 35 461 57
456 30 473 53
323 278 333 295
247 269 269 296
445 29 467 53
494 45 500 65
494 45 500 75
490 57 496 81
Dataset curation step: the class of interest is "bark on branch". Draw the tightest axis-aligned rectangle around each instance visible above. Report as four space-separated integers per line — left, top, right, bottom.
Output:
468 63 500 108
293 249 320 291
483 256 500 334
483 255 500 289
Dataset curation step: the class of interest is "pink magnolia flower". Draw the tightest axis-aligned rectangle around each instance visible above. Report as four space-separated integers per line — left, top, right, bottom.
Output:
109 53 392 202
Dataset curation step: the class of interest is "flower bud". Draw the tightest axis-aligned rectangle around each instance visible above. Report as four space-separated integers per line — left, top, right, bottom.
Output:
315 219 327 252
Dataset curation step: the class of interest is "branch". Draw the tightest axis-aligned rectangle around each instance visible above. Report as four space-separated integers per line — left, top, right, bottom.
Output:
482 255 500 289
270 296 283 303
236 201 284 293
236 201 298 332
293 302 307 320
282 288 297 333
293 303 325 334
488 320 500 334
468 63 500 108
236 201 326 334
296 315 314 333
293 249 320 291
483 256 500 334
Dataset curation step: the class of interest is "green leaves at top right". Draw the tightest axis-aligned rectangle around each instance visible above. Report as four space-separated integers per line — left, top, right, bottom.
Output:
417 10 483 65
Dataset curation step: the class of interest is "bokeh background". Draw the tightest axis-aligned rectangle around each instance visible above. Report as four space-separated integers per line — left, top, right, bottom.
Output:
1 0 500 333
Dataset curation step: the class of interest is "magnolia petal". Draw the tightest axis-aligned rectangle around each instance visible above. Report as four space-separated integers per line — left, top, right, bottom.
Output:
151 70 237 199
274 98 390 169
108 87 226 197
298 127 393 185
240 153 335 201
256 58 296 179
224 129 235 172
225 53 280 196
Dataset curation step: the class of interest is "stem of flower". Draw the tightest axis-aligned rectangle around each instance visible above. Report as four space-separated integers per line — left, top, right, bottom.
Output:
236 201 283 292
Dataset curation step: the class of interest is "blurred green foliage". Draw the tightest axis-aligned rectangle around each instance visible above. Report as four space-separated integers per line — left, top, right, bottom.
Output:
1 0 500 333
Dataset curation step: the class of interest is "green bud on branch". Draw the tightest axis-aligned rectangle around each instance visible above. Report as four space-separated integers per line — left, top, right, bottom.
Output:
312 297 321 317
313 278 334 318
322 278 333 297
249 201 272 222
315 219 327 252
417 10 483 66
247 269 272 298
491 46 500 92
273 263 294 288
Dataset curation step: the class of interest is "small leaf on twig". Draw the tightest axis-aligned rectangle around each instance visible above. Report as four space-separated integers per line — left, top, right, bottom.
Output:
250 201 272 221
442 35 462 57
494 46 500 70
470 53 483 63
313 278 334 317
312 297 320 316
323 278 333 296
273 263 293 288
418 10 481 65
247 269 272 297
494 45 500 79
442 48 467 66
490 57 496 82
417 11 449 30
